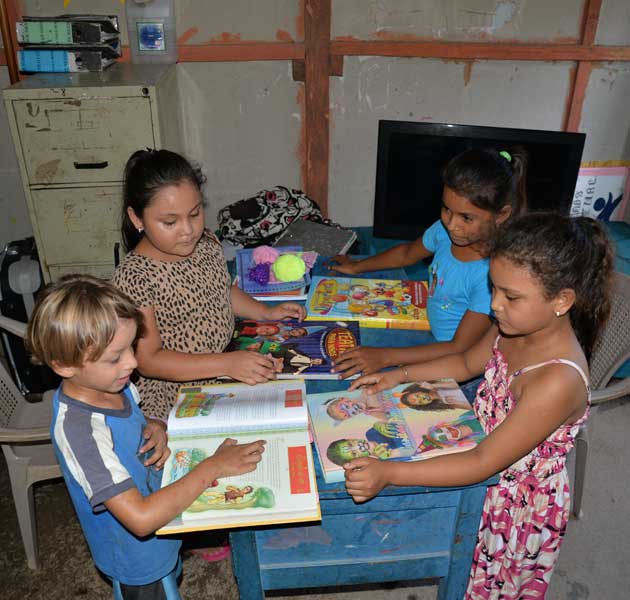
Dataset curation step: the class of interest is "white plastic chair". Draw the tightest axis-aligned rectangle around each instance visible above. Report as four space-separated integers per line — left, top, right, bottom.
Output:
0 315 61 569
572 271 630 518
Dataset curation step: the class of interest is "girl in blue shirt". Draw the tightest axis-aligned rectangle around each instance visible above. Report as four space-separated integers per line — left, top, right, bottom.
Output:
331 147 528 380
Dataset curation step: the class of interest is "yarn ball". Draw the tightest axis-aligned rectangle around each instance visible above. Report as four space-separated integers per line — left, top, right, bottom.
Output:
247 262 271 285
272 254 306 282
252 245 280 265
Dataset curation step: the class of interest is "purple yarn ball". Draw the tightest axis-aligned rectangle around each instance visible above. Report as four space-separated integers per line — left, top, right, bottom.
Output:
248 262 271 285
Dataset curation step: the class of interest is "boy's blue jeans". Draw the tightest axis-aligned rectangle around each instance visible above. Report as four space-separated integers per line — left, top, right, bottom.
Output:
112 556 182 600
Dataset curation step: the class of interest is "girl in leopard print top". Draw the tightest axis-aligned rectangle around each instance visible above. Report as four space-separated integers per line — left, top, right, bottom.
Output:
112 149 305 419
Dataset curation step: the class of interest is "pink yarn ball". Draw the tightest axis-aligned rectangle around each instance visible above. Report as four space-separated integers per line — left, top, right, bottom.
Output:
252 246 280 264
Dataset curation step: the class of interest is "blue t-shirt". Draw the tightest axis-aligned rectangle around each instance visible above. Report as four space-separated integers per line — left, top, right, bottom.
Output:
422 220 492 342
51 383 181 586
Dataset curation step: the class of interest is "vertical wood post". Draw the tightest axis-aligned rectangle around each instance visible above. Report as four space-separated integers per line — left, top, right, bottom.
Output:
564 0 602 132
304 0 331 215
0 0 21 83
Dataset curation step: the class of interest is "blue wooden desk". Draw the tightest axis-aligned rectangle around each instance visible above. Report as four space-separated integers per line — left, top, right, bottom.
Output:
229 312 497 600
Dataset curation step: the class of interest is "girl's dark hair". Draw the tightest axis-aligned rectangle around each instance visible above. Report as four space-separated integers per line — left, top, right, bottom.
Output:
489 212 614 359
399 383 451 411
121 149 206 251
442 147 528 218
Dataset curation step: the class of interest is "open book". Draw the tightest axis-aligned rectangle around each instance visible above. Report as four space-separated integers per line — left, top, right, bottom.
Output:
226 318 361 379
158 380 320 534
307 379 485 483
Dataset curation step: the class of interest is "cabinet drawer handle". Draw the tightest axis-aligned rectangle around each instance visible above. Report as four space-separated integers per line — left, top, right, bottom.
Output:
73 161 109 170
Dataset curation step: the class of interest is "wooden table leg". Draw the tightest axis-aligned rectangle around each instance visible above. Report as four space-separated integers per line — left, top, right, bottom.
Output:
230 530 265 600
438 485 487 600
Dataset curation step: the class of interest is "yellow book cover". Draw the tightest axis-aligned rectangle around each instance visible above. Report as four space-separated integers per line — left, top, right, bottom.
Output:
305 276 430 330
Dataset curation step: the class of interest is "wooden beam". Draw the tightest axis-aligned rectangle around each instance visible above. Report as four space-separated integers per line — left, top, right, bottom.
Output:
331 40 630 62
304 0 331 215
565 61 592 132
292 54 343 82
564 0 603 132
0 0 20 82
581 0 603 45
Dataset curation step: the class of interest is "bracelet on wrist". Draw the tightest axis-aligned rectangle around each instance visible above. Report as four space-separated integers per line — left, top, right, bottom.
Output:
401 365 409 383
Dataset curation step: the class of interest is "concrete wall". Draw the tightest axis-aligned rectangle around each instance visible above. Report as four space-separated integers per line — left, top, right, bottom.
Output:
1 0 630 251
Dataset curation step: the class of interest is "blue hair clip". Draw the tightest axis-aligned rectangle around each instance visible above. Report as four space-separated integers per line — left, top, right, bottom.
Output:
499 150 512 162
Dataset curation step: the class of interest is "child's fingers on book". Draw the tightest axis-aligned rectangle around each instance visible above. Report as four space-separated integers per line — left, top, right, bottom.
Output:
337 364 363 379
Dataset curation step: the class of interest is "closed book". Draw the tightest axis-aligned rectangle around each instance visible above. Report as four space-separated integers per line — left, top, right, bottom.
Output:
274 219 357 256
306 275 430 330
225 318 360 380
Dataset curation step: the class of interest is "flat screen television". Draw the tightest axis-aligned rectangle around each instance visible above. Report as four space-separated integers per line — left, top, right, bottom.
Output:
373 120 585 240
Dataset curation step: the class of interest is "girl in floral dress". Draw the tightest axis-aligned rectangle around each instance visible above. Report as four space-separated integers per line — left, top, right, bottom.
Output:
343 212 614 598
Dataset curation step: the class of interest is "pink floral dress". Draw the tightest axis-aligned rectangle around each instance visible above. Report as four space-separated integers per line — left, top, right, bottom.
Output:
465 337 590 599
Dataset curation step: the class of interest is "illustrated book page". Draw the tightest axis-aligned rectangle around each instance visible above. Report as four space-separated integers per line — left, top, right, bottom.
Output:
307 379 484 483
158 380 320 533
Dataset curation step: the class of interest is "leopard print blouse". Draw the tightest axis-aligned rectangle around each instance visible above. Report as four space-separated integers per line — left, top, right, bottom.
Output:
111 231 235 419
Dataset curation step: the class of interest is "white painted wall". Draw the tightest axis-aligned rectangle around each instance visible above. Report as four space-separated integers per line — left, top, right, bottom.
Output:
176 62 303 229
332 0 582 42
1 0 630 254
329 57 573 225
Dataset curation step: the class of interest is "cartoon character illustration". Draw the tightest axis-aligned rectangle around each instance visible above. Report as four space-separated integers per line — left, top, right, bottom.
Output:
395 382 471 411
168 448 208 483
175 392 236 418
324 394 388 422
416 411 484 454
187 485 276 512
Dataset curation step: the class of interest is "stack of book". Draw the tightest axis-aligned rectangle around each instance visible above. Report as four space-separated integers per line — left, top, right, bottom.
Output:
235 246 312 301
16 15 121 73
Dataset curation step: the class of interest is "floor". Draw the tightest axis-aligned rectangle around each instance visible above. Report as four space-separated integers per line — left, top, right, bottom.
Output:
2 396 628 600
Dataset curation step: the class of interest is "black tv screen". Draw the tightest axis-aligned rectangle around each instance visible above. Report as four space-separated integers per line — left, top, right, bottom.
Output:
373 120 585 240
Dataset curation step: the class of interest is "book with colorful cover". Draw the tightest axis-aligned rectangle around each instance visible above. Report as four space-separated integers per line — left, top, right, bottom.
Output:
305 276 430 330
226 319 360 379
236 246 311 295
158 380 320 533
306 379 485 483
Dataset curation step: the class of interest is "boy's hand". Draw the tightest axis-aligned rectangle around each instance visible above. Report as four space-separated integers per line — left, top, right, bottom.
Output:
332 346 389 379
227 351 277 384
328 255 360 275
344 457 388 502
212 438 266 478
348 368 405 393
139 419 171 469
264 303 306 321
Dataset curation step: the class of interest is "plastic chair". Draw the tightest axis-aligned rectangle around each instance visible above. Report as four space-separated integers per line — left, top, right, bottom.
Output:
572 272 630 518
0 314 61 569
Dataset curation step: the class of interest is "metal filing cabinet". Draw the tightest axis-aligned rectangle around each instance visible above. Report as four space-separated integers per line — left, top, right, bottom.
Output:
3 63 181 281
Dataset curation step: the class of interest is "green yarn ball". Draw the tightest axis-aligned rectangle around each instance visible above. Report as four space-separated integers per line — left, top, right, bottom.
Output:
272 254 306 282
